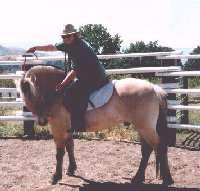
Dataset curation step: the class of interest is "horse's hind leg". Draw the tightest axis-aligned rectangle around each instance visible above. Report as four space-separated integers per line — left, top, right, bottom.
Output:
131 135 153 184
157 142 174 185
65 132 77 176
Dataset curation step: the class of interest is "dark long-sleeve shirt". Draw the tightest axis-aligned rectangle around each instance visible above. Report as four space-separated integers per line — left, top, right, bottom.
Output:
55 38 105 81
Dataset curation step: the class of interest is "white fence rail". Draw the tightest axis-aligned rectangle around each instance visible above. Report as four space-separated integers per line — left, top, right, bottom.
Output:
1 51 200 131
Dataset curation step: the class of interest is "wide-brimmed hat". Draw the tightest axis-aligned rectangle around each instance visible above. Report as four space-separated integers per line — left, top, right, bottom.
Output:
60 24 79 36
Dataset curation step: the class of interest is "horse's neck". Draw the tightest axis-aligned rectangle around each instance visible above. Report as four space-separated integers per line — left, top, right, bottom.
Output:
36 73 63 89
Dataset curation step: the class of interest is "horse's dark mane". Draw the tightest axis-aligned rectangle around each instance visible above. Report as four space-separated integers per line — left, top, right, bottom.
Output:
25 65 65 78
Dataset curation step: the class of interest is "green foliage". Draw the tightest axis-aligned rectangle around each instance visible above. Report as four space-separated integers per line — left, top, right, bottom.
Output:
77 123 139 142
176 130 192 145
189 109 200 125
79 24 123 54
102 34 122 54
122 41 179 68
128 41 173 52
183 46 200 71
0 122 23 137
105 41 180 80
34 123 52 139
0 106 24 137
188 77 200 88
0 79 16 88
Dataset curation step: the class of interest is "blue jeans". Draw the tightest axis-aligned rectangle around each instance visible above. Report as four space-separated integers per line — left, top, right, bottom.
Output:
64 78 107 132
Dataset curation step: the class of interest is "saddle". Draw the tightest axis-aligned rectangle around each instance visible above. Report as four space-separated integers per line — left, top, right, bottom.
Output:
87 81 115 111
63 81 115 133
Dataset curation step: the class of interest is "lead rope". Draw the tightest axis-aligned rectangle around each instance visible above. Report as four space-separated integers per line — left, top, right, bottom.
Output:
23 53 38 69
33 52 38 59
64 43 72 74
64 51 68 74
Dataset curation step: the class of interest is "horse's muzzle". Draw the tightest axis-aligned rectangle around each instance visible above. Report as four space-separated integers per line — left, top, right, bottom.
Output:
38 116 48 126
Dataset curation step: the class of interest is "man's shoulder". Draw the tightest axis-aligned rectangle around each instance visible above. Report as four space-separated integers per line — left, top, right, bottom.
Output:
76 38 88 47
55 42 68 52
78 38 95 53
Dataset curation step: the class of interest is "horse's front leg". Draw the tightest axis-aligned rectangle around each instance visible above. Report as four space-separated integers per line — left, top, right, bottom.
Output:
52 146 65 184
65 132 77 176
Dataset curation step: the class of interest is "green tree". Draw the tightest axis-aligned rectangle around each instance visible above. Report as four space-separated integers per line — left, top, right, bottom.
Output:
106 41 180 70
123 41 175 68
183 46 200 71
101 34 122 54
79 24 123 55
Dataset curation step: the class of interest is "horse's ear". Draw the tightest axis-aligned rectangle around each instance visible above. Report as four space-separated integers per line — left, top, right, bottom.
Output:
30 74 37 83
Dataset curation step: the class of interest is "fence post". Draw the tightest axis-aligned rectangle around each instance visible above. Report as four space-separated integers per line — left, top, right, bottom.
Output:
21 63 35 138
161 59 177 146
180 77 189 124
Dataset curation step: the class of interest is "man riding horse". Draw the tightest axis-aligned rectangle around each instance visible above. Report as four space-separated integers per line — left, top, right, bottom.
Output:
27 24 107 132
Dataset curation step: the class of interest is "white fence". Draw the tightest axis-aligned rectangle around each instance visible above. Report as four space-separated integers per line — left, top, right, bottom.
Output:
1 51 200 131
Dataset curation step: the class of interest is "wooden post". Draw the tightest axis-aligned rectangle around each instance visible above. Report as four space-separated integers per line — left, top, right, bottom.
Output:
23 106 35 137
180 77 189 124
161 59 177 146
21 63 35 138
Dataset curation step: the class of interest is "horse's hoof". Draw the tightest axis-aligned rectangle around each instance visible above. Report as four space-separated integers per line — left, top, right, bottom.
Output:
66 171 75 176
162 178 174 186
131 175 145 185
52 173 62 185
67 164 77 176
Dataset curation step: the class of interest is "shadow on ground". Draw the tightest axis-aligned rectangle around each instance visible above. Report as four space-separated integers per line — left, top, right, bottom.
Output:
59 175 199 191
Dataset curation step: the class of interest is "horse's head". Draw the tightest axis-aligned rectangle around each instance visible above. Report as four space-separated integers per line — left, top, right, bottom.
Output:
20 75 48 126
19 66 65 126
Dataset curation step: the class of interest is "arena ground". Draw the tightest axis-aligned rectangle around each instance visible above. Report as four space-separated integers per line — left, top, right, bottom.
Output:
0 139 199 191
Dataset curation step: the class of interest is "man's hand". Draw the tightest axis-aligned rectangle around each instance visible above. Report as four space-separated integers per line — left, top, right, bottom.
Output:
55 70 77 92
55 83 64 92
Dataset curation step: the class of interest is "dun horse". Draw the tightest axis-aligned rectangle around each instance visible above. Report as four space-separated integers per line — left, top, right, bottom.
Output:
19 65 174 185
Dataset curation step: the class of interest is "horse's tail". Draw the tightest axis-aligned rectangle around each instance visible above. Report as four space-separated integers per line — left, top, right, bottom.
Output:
154 85 176 147
153 85 175 179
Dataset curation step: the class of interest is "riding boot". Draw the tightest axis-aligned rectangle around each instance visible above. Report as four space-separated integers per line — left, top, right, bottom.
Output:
70 108 86 133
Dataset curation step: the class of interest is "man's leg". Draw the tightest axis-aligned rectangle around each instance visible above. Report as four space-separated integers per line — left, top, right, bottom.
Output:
69 80 90 132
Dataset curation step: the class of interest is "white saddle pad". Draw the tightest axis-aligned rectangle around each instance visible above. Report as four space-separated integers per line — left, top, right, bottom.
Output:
87 81 114 111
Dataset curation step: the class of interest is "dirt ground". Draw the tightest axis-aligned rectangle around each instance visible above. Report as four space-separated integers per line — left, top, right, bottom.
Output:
0 139 199 191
